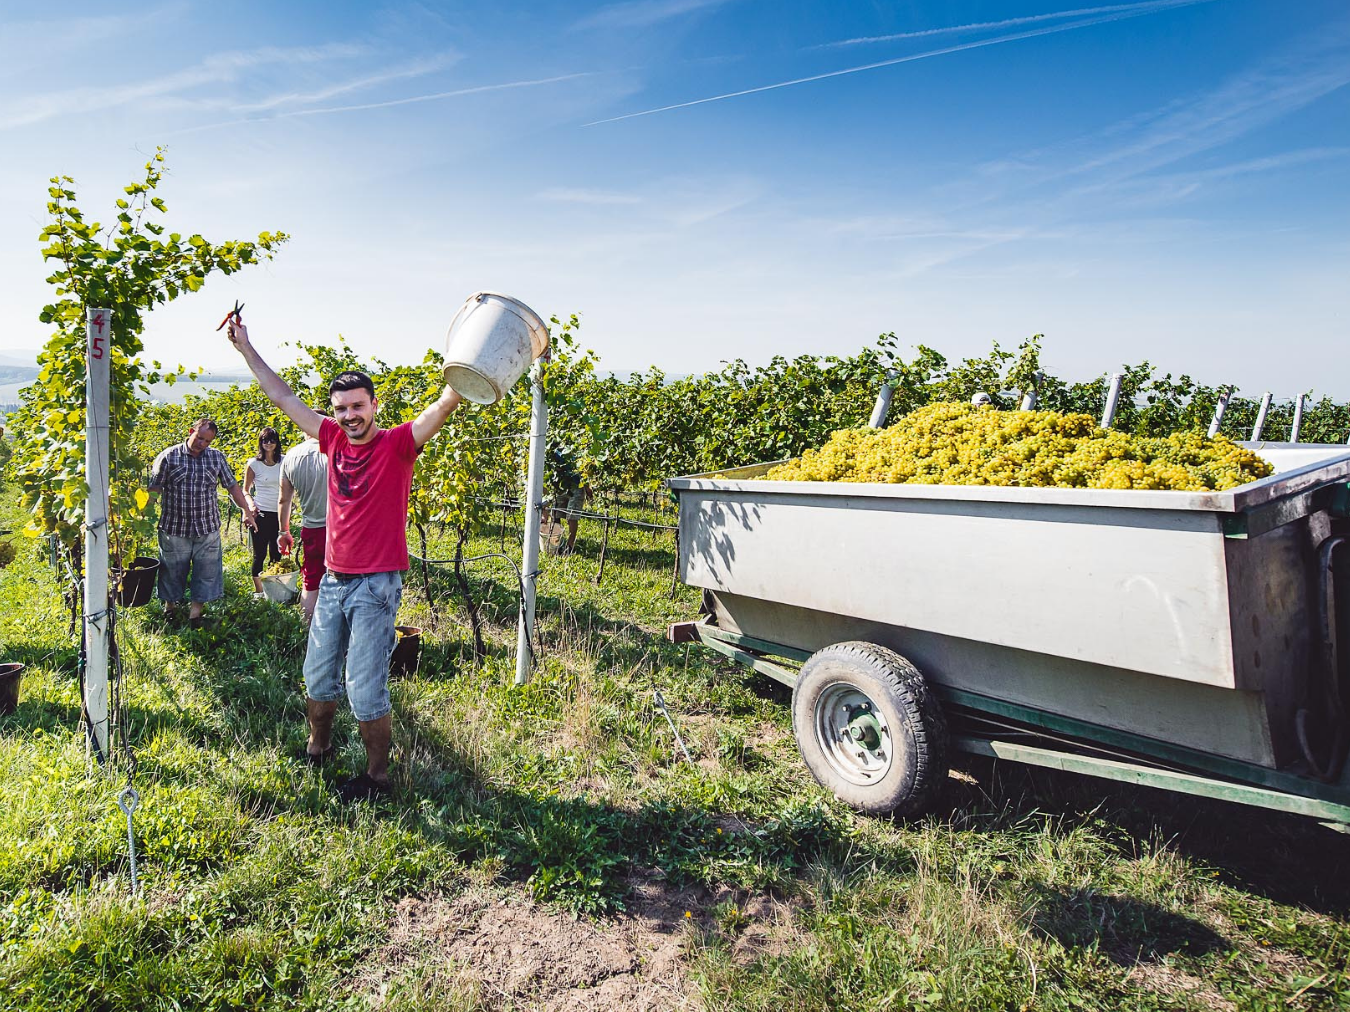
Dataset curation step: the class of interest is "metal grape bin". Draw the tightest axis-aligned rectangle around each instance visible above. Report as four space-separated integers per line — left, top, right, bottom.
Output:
667 443 1350 829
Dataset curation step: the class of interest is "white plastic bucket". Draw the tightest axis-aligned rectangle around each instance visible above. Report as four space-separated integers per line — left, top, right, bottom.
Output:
260 570 300 604
443 292 550 404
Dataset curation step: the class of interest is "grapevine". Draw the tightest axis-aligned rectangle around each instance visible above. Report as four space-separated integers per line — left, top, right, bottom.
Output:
9 150 287 558
125 332 1347 512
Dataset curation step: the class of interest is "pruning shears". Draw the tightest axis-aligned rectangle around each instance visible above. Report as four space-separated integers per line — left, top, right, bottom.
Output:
215 300 245 331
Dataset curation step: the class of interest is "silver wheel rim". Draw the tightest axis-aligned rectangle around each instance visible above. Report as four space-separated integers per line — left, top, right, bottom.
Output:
813 681 894 786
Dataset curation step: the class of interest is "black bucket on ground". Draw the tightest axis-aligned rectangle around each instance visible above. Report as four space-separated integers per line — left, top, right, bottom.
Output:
0 663 25 716
117 557 161 608
390 626 422 678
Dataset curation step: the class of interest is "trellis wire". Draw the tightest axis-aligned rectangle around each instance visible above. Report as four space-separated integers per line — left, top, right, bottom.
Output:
406 549 542 662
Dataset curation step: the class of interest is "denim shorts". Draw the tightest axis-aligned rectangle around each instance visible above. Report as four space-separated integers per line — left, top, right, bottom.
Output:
157 530 225 603
302 571 402 722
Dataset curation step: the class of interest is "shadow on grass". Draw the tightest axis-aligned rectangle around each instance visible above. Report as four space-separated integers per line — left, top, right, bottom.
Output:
948 758 1350 916
0 637 79 679
1026 884 1228 964
390 699 851 916
573 540 677 573
405 560 693 677
102 568 848 917
0 696 83 736
392 637 460 684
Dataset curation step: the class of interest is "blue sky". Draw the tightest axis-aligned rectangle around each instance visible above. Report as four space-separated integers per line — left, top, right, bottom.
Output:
0 0 1346 396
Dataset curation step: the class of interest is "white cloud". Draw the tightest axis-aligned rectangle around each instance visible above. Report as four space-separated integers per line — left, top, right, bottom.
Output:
928 24 1350 229
953 27 1350 224
538 187 643 205
537 177 759 225
0 43 368 130
279 72 599 118
1065 147 1350 209
230 53 460 113
574 0 734 31
0 6 184 80
1064 35 1350 186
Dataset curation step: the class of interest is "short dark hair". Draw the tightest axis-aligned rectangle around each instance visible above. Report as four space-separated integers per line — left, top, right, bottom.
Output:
190 417 218 435
329 371 375 400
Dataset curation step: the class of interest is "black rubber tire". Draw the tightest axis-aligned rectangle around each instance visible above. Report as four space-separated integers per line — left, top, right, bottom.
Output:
791 641 949 816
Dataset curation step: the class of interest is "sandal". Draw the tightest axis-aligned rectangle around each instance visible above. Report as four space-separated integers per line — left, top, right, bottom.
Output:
337 772 391 804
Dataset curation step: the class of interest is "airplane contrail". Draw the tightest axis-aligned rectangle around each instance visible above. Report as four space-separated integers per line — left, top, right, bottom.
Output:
824 0 1218 47
294 72 597 116
586 2 1217 126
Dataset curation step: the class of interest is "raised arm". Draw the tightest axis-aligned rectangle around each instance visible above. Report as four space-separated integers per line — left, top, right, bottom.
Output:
410 384 463 449
226 318 324 439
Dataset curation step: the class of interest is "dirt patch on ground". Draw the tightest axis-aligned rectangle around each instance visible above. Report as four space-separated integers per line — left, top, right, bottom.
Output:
1196 898 1325 977
721 890 804 966
1122 961 1238 1011
357 871 804 1010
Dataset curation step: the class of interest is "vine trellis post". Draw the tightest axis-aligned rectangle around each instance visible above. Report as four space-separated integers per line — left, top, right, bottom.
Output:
515 361 547 686
84 307 112 762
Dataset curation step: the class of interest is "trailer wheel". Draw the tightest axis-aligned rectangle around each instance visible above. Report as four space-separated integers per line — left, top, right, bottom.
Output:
792 641 949 816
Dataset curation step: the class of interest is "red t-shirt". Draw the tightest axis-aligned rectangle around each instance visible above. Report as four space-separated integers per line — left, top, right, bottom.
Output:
319 417 420 574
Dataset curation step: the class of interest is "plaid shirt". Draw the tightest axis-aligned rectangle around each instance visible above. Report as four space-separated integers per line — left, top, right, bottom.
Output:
149 443 239 538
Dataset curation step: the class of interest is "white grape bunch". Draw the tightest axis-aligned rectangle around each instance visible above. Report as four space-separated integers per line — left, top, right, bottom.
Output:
765 402 1272 491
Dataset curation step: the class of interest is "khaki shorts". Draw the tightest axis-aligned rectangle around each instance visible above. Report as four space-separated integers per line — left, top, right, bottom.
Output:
552 488 585 516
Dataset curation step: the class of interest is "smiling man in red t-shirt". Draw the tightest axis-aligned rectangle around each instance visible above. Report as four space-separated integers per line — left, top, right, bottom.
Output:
227 319 462 802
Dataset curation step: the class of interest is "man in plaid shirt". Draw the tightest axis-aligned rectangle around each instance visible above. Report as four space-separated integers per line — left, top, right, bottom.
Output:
149 418 256 624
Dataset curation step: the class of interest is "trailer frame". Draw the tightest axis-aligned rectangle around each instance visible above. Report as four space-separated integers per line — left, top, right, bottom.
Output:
672 619 1350 830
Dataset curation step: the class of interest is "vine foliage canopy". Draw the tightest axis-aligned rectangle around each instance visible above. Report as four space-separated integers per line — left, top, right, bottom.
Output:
10 150 287 555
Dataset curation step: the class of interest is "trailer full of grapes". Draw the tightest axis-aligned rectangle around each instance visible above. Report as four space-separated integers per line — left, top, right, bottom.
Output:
667 443 1350 830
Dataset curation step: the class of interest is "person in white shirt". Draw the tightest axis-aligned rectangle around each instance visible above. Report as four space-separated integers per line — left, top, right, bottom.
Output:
243 426 285 597
278 431 329 623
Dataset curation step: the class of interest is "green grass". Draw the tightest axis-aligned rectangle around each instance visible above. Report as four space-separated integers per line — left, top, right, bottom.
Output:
1 493 1348 1010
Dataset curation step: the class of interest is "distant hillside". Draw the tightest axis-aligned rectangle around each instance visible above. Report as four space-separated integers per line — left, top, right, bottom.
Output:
146 376 254 404
1 367 258 407
0 365 38 384
0 351 40 369
0 362 38 413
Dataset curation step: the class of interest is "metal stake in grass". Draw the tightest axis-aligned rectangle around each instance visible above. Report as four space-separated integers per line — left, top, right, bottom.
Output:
653 689 693 764
117 785 140 895
593 499 612 585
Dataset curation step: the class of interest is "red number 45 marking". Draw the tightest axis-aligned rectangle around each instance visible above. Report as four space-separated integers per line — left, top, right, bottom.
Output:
91 312 106 359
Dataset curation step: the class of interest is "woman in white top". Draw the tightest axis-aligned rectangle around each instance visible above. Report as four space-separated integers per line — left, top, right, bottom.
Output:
244 426 285 597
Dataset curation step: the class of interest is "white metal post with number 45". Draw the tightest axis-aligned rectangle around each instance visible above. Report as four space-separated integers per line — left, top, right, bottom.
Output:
516 361 547 686
84 307 111 761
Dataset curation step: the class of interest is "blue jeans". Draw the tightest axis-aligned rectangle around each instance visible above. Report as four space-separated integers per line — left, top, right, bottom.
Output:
303 571 402 722
157 530 224 603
